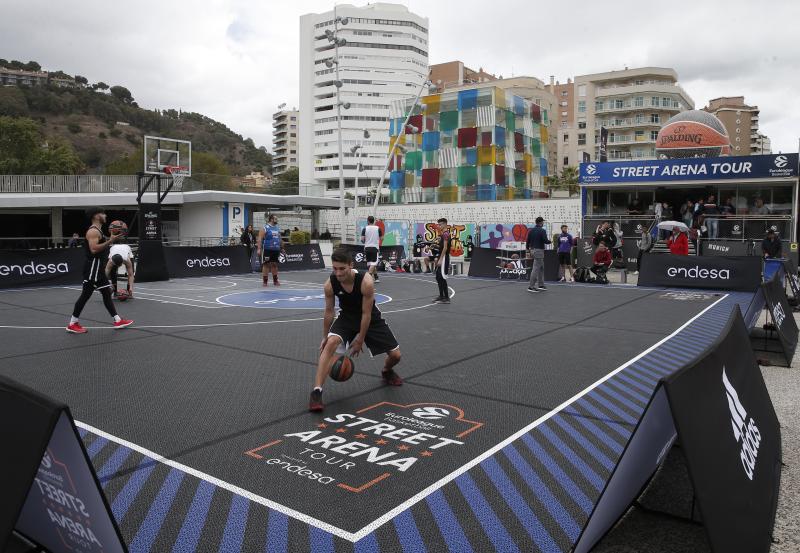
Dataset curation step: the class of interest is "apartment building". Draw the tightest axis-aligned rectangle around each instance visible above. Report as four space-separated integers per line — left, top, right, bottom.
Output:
555 67 694 169
429 61 497 91
272 108 300 175
0 67 48 86
704 96 771 155
299 3 429 200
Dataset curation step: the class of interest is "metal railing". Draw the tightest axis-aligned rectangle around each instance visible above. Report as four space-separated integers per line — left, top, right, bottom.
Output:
0 175 327 197
582 215 792 239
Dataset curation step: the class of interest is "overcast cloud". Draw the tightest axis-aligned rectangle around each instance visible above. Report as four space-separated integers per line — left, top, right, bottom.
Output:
2 0 798 155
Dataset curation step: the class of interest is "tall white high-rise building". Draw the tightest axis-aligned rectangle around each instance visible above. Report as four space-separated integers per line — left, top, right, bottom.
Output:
272 108 299 175
299 3 429 200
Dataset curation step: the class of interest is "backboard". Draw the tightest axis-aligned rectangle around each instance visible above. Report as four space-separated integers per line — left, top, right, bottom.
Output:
144 135 192 176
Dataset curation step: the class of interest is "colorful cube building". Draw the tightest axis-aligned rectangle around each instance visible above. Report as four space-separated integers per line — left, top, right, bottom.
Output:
386 86 550 204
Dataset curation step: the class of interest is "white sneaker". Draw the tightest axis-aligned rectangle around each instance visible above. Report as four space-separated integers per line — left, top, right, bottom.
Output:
558 277 566 282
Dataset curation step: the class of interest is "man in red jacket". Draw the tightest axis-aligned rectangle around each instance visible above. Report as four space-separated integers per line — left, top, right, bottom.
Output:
667 228 689 255
591 241 613 281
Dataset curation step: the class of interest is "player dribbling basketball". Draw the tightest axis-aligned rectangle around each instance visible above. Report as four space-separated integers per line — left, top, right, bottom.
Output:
309 248 402 412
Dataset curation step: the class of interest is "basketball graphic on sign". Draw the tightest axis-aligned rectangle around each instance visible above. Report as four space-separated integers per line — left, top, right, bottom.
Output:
655 110 730 159
512 224 528 242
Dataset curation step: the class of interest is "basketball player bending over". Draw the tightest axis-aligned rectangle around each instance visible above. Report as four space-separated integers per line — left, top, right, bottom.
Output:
66 207 133 333
106 235 135 298
309 248 402 411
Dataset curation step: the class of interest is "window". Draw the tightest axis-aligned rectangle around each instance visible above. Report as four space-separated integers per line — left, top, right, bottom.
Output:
614 99 623 109
635 113 644 123
650 113 660 124
578 84 587 97
561 111 568 117
651 96 660 107
663 97 671 107
578 133 586 145
560 121 568 128
560 101 568 107
578 120 587 129
635 130 644 141
563 134 569 143
595 101 604 111
634 80 644 85
578 100 586 113
290 116 297 121
563 156 569 166
634 96 644 107
561 90 568 97
650 130 658 141
290 133 296 137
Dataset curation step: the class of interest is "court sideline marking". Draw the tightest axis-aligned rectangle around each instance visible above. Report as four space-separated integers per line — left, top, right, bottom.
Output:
73 292 729 542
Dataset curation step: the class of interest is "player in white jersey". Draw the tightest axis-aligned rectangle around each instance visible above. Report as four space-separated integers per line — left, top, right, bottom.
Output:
360 215 383 282
106 241 135 298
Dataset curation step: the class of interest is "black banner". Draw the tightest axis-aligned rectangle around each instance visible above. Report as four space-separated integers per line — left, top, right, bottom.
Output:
338 244 406 271
701 240 750 257
0 248 84 289
761 275 799 366
662 309 781 553
576 237 595 268
468 247 558 281
621 239 639 272
0 376 127 552
138 203 162 241
278 244 325 271
783 258 800 304
164 246 250 278
638 254 762 291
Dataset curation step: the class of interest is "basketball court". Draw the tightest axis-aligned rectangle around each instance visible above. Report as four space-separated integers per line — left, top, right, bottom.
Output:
0 271 758 551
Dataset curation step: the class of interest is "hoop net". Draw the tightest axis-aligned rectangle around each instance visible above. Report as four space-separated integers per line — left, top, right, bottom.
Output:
163 165 188 189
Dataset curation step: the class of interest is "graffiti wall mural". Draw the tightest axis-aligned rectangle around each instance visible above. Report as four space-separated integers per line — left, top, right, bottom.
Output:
414 222 476 258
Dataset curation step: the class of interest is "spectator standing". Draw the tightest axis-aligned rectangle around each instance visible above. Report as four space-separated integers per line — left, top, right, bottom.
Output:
667 228 689 255
753 197 770 215
257 214 286 286
680 200 695 227
240 224 256 265
526 216 551 292
704 194 720 239
762 229 783 258
67 232 80 248
636 225 654 273
361 216 383 282
555 225 574 282
592 222 616 249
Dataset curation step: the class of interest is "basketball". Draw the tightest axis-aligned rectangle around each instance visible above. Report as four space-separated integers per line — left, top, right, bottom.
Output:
109 220 128 236
117 290 129 301
512 224 528 242
329 354 354 382
655 110 730 159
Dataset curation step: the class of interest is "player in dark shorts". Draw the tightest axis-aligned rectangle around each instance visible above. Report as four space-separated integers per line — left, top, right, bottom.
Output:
433 217 451 304
309 248 402 411
66 207 133 333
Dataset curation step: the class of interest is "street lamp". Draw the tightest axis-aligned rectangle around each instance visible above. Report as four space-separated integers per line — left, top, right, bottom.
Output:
324 8 349 229
351 129 370 207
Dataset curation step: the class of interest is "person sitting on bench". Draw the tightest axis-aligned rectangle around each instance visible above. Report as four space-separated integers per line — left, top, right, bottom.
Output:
591 241 613 281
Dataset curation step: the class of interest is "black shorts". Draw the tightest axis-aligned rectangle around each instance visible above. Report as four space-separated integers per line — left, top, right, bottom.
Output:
364 247 379 264
558 252 571 265
82 258 112 290
328 315 399 356
262 250 280 264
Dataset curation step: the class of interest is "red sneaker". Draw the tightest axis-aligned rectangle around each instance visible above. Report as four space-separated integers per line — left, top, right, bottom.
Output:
66 322 87 334
113 319 134 329
309 389 324 412
382 368 403 386
262 279 269 287
273 279 280 286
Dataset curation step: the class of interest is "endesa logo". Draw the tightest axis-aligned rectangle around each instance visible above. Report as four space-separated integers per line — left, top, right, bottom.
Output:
0 261 69 277
723 367 761 480
186 257 231 268
666 265 730 280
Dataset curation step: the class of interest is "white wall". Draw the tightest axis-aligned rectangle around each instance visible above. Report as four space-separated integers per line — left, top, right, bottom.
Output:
179 203 224 239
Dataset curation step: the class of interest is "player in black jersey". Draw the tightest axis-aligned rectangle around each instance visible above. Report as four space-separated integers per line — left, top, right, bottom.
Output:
66 207 133 333
433 217 451 304
309 248 402 411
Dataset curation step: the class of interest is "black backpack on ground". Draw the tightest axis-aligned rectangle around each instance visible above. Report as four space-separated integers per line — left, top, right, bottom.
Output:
574 266 590 283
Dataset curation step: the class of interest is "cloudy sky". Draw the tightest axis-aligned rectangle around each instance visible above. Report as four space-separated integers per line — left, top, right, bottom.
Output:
2 0 798 155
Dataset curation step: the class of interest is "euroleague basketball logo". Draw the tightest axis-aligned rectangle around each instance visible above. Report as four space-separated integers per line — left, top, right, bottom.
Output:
586 164 597 175
774 155 788 168
279 252 286 263
355 252 365 263
412 406 450 420
40 452 52 469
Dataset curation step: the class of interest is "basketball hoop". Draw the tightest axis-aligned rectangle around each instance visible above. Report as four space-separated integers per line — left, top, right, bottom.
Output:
163 165 188 190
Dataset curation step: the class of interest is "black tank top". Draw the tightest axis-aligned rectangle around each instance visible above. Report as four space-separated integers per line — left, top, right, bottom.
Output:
330 271 381 320
84 225 109 262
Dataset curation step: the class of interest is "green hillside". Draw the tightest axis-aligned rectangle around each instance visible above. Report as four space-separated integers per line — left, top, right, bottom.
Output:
0 60 271 176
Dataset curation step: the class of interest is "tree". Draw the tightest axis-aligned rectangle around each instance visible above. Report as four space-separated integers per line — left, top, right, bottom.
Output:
0 116 83 174
93 82 109 91
24 61 42 72
74 75 88 86
104 151 144 175
0 87 30 117
270 167 299 194
110 85 134 104
548 166 580 197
